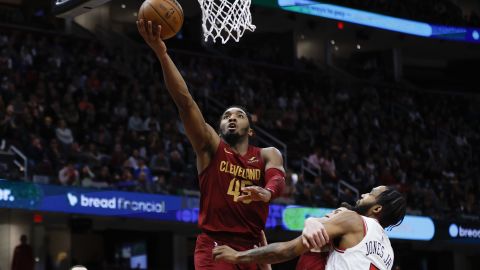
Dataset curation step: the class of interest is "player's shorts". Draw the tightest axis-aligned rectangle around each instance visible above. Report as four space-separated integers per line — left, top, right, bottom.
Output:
194 232 259 270
295 251 329 270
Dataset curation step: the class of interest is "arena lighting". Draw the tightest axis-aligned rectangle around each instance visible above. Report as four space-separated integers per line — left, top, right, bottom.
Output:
275 0 480 44
52 0 111 18
33 213 43 223
70 265 88 270
337 21 344 30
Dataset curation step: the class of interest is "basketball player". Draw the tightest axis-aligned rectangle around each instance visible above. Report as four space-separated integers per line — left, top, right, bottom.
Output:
213 186 406 270
295 208 348 270
137 20 286 270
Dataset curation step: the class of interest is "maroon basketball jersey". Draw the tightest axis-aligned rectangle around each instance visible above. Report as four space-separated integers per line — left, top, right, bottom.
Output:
296 251 328 270
198 140 268 243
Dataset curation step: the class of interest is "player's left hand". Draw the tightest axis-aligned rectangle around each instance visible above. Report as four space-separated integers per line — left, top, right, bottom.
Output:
238 186 272 203
212 245 239 263
302 217 329 250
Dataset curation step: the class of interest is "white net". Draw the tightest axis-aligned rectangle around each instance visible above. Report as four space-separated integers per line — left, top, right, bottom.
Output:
198 0 256 44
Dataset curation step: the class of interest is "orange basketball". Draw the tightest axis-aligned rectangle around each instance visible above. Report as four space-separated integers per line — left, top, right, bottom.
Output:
138 0 184 40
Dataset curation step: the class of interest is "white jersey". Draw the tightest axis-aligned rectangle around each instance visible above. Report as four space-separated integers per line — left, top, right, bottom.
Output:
325 216 394 270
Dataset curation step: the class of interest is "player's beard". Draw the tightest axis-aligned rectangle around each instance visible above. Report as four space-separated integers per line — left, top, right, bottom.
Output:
221 127 249 146
340 201 376 216
222 132 242 146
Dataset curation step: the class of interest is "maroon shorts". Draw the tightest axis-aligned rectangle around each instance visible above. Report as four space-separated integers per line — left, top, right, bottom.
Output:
295 251 329 270
194 233 259 270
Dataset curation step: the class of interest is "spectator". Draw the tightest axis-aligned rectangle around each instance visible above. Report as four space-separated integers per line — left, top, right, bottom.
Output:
93 165 111 188
116 168 136 191
307 147 322 173
273 171 295 204
55 119 74 146
38 116 56 143
58 161 79 186
110 143 127 170
11 235 34 270
124 149 141 170
80 165 96 188
154 175 170 194
0 28 478 220
128 111 144 131
28 136 45 164
169 150 185 175
150 149 170 176
133 158 153 185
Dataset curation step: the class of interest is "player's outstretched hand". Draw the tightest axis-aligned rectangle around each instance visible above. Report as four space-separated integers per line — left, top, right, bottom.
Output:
238 186 272 203
212 245 239 263
136 19 167 57
302 217 329 250
254 230 272 270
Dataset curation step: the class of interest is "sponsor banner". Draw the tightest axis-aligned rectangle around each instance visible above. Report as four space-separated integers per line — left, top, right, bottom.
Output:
282 206 435 241
174 197 286 229
448 223 480 239
435 221 480 243
0 180 286 226
0 180 181 220
0 180 443 242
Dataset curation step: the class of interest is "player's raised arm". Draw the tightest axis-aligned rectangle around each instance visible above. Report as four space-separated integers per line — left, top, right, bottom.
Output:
137 20 219 161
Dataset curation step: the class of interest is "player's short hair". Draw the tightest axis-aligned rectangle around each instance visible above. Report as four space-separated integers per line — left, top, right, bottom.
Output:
221 105 253 126
376 187 406 229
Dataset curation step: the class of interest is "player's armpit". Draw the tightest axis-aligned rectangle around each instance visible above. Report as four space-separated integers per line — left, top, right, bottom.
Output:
214 236 308 265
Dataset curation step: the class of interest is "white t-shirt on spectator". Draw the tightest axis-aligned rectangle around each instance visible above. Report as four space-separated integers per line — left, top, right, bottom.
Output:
308 153 321 169
128 115 144 131
143 118 161 131
56 127 74 145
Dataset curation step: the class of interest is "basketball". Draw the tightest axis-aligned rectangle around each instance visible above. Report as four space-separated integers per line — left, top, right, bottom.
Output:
138 0 184 40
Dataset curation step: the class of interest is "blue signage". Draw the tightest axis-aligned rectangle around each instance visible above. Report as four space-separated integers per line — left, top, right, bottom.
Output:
0 180 437 242
448 223 480 239
0 180 286 226
173 197 286 229
276 0 480 44
0 180 182 221
388 215 435 241
281 206 435 241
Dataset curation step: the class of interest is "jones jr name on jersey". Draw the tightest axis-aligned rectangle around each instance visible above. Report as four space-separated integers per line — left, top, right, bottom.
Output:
365 240 393 269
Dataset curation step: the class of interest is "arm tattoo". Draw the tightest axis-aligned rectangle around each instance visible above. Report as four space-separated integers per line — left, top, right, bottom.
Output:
236 240 301 264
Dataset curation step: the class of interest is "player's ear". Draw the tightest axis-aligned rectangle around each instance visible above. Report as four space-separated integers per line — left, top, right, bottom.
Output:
248 128 254 137
371 204 382 215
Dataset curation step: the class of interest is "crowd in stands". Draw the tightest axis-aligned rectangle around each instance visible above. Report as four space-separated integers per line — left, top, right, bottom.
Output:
323 0 480 27
0 26 479 221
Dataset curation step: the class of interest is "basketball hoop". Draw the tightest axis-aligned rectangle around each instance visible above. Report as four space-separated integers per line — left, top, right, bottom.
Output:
198 0 256 44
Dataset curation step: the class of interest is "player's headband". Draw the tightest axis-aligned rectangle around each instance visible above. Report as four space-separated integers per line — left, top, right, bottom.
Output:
225 107 248 116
